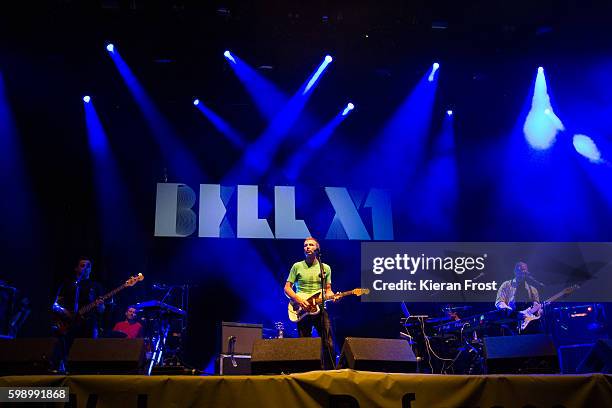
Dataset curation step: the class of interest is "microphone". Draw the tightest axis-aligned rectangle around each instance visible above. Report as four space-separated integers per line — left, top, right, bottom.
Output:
526 275 546 287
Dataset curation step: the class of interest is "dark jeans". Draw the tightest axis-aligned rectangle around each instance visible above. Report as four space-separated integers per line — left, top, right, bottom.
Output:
57 319 99 372
297 308 335 369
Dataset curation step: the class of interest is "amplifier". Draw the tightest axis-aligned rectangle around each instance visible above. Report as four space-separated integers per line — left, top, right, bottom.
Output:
558 343 595 374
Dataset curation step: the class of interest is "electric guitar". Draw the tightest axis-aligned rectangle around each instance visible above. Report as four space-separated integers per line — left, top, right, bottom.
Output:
519 284 579 331
52 273 144 335
287 288 370 322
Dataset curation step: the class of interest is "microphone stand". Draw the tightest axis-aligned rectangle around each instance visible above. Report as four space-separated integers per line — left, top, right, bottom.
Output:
316 251 332 369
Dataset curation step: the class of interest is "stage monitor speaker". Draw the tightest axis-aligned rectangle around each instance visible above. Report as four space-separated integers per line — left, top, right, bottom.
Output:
484 334 558 374
558 343 595 374
576 338 612 373
67 338 145 374
0 337 60 375
251 338 322 374
221 321 262 355
337 337 417 373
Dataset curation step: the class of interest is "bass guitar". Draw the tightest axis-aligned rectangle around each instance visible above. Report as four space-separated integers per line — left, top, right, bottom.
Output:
287 288 369 323
519 284 579 331
52 273 144 335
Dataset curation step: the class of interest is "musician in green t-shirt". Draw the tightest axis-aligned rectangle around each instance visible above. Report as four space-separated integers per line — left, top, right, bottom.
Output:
284 237 337 369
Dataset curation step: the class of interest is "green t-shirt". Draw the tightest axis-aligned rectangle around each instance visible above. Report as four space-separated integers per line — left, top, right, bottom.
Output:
287 260 331 296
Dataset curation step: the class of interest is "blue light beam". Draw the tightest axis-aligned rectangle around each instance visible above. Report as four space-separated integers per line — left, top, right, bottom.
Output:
83 99 145 264
194 101 246 149
573 134 603 163
223 56 335 183
428 62 440 82
107 48 205 181
223 52 287 121
83 99 110 154
523 67 565 150
303 55 333 95
223 50 236 64
342 102 355 116
356 65 439 187
0 71 42 255
410 112 458 237
283 103 354 181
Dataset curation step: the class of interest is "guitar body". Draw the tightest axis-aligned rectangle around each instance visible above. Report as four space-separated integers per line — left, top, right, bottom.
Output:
518 284 579 332
52 311 73 336
51 273 144 336
519 306 542 331
287 288 370 323
51 311 88 336
288 292 322 323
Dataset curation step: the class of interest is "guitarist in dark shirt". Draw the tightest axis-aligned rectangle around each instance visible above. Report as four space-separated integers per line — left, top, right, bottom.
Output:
52 256 105 339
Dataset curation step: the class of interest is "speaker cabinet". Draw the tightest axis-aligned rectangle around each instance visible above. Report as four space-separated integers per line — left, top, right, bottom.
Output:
576 339 612 373
251 338 322 374
67 338 145 374
559 343 595 374
484 334 558 374
337 337 417 373
0 338 60 375
221 321 262 355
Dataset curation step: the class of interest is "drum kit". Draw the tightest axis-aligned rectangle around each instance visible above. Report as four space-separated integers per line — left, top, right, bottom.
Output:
129 284 189 375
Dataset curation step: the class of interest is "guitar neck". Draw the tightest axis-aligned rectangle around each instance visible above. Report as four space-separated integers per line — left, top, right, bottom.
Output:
544 287 576 305
314 290 354 304
79 283 127 315
545 292 566 304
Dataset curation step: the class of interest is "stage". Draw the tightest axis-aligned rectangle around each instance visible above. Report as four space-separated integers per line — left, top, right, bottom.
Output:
1 370 611 407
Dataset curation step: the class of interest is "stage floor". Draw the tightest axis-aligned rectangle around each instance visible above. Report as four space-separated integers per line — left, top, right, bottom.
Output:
1 370 611 407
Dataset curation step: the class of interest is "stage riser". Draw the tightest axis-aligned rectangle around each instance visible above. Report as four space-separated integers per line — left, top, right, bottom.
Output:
0 372 610 407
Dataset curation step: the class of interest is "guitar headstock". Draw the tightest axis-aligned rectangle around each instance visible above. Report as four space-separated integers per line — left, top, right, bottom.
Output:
563 284 580 294
352 288 370 296
125 273 144 287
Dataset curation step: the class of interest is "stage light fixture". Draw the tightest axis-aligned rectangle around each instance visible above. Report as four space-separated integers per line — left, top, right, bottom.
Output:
446 110 453 116
224 50 236 63
193 98 200 106
428 62 440 82
573 134 602 163
106 44 114 53
523 66 564 150
83 95 91 103
325 55 333 63
342 102 355 116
